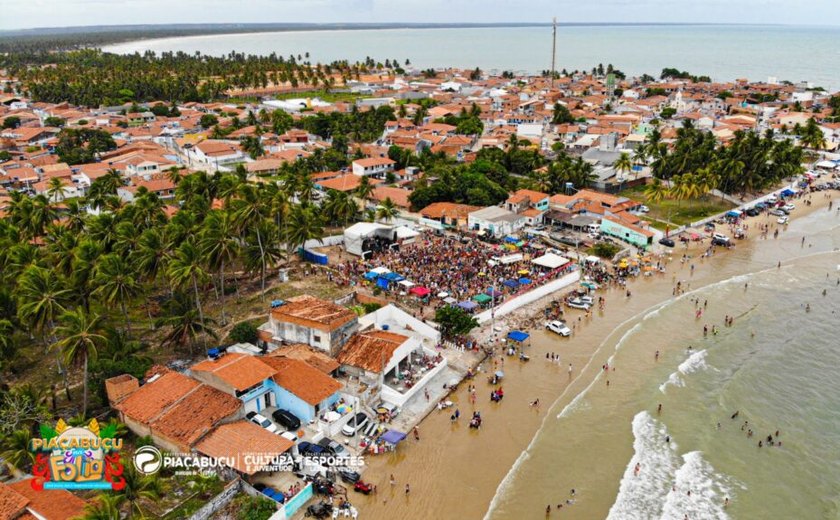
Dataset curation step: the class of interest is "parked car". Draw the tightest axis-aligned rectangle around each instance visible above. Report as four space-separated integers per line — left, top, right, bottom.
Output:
638 205 650 213
579 295 594 306
545 320 572 337
279 431 298 442
782 203 796 212
272 409 301 431
777 216 789 225
337 467 361 484
769 208 786 217
711 233 731 247
318 437 350 459
745 207 760 217
247 412 278 433
354 481 374 494
566 298 591 310
304 502 333 519
342 412 370 437
659 237 675 247
298 441 327 457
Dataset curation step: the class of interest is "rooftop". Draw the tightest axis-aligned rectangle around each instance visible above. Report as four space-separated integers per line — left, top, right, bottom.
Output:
194 420 294 475
151 384 241 448
271 295 357 332
262 357 342 405
336 330 408 373
191 352 278 392
115 370 199 423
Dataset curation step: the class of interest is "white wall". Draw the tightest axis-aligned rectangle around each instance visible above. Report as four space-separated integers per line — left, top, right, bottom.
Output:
475 270 581 324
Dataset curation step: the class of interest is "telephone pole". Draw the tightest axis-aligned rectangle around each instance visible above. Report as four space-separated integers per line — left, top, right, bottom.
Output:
550 17 557 88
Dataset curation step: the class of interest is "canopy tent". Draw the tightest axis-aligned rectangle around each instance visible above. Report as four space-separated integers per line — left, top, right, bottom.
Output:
380 430 407 445
472 293 492 304
725 210 742 218
410 286 431 297
381 272 405 282
376 278 391 290
585 255 601 264
398 279 415 288
485 288 503 297
394 226 421 243
437 291 449 298
507 330 530 342
370 266 391 275
780 188 796 197
344 222 394 257
502 279 519 289
363 271 380 281
458 301 478 311
815 160 838 169
532 252 571 269
443 297 457 304
518 277 532 284
504 236 519 243
494 370 504 378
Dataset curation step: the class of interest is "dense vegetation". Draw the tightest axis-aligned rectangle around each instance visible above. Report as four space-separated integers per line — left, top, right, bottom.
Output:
1 49 396 106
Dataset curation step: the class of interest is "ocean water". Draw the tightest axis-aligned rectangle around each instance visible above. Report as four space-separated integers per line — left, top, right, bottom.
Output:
486 206 840 519
103 25 840 88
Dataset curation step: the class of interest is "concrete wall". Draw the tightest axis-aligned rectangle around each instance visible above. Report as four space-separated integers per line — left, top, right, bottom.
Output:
475 270 581 324
381 349 448 407
187 479 243 520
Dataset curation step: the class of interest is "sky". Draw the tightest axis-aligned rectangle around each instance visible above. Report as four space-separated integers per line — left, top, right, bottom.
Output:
2 0 839 31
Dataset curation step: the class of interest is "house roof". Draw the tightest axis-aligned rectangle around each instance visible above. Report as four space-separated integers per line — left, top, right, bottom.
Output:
6 479 87 520
353 157 395 168
115 371 200 423
370 186 411 208
271 295 357 332
191 352 278 392
0 482 28 520
316 174 382 192
194 420 294 475
419 202 480 219
262 357 342 405
336 330 408 373
268 344 340 374
150 384 241 448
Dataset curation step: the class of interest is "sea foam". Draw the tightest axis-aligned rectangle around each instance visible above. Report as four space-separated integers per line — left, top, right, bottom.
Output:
660 350 709 393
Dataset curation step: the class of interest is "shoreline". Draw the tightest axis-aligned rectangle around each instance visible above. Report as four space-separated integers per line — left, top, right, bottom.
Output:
350 183 838 520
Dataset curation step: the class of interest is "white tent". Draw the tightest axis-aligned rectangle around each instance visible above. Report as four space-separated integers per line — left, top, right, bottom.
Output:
531 252 570 269
344 222 392 257
394 226 421 243
398 279 415 288
370 266 391 275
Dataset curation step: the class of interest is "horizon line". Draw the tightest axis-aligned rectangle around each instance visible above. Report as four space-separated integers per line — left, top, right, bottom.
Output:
3 21 839 35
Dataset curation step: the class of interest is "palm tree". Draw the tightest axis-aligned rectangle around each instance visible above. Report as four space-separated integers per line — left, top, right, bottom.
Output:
16 266 70 349
156 293 218 352
613 152 633 180
375 197 400 222
199 211 239 325
115 462 162 518
355 176 373 206
232 184 269 298
81 493 123 520
93 254 141 336
0 429 34 475
801 118 826 152
52 309 106 414
644 178 669 204
285 205 324 257
46 177 65 203
168 240 210 348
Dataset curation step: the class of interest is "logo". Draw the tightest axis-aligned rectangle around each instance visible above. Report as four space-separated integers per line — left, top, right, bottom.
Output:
133 446 163 475
29 419 125 491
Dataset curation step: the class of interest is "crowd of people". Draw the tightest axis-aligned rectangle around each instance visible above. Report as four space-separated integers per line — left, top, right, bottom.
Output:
334 234 566 304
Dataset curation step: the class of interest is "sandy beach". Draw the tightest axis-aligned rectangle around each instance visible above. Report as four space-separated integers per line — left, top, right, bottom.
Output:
349 184 839 520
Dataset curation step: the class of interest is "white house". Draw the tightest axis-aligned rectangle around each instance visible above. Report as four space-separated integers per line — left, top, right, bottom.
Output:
259 295 359 357
352 157 396 177
468 206 526 237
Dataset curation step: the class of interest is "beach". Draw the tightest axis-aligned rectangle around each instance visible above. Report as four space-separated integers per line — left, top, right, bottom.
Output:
349 186 840 519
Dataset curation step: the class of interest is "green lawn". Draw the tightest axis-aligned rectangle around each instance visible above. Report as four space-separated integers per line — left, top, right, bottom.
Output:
619 185 735 227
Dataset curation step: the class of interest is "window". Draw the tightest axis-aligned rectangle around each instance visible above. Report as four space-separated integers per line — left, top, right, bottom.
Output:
313 334 322 344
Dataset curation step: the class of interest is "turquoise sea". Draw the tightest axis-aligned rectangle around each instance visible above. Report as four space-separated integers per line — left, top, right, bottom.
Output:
104 24 840 88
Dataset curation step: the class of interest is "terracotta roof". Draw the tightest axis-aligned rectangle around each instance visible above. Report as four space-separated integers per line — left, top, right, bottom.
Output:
262 357 342 405
0 482 28 520
151 384 241 448
419 202 480 219
370 186 411 208
353 157 395 168
194 421 294 475
271 295 356 332
603 215 655 237
336 330 408 373
6 479 87 520
191 352 277 392
115 371 200 423
268 343 340 374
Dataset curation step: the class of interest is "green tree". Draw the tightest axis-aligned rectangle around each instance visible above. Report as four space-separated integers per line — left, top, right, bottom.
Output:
200 211 239 324
375 197 399 222
228 321 258 344
434 305 478 338
93 254 141 336
52 309 106 414
167 240 210 348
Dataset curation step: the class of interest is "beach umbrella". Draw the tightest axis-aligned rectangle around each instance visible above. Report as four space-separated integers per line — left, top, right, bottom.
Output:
437 291 449 298
495 371 504 378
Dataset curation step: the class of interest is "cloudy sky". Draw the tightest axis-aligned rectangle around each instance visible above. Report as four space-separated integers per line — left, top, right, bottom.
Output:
2 0 839 30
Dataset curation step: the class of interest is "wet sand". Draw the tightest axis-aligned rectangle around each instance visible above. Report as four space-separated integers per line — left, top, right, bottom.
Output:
351 190 837 520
